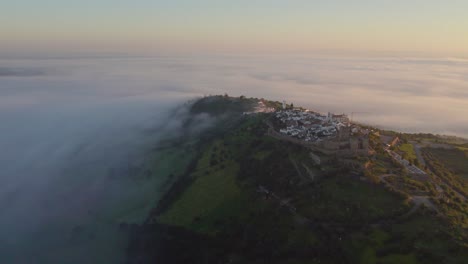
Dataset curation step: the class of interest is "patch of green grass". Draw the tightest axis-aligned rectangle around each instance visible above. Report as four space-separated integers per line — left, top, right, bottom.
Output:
391 213 441 237
386 212 468 262
253 150 272 160
158 160 241 231
397 143 417 163
296 176 408 222
188 190 248 234
158 140 244 234
426 148 468 179
369 228 390 247
193 140 221 170
343 222 442 264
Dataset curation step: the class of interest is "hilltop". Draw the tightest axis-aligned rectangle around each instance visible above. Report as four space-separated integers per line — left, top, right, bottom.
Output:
126 95 468 264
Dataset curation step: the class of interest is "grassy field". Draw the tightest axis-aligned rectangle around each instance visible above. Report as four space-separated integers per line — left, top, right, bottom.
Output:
296 175 409 223
253 150 272 160
157 140 245 234
343 209 468 264
397 143 418 164
421 147 468 232
425 148 468 179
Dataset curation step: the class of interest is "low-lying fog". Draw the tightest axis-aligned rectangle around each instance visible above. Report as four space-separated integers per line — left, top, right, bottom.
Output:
1 55 467 262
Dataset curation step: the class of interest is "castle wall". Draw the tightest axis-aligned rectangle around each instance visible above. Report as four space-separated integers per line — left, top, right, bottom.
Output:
267 125 370 157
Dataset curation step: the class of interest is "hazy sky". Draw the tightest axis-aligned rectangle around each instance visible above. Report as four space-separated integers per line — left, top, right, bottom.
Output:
2 0 468 56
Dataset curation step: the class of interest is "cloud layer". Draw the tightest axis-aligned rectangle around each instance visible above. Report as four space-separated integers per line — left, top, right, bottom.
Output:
0 66 46 77
169 55 468 137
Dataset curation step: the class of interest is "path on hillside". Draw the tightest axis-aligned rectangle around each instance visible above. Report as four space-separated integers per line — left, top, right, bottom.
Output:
379 174 439 215
411 142 426 168
409 144 467 202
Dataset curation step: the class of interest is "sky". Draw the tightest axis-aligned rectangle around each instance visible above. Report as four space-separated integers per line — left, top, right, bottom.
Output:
2 0 468 56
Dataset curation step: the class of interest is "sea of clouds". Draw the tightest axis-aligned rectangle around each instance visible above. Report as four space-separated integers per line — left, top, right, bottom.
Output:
0 55 467 262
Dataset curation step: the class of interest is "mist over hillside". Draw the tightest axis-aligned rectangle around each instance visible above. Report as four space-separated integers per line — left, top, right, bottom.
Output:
0 55 467 262
2 55 468 136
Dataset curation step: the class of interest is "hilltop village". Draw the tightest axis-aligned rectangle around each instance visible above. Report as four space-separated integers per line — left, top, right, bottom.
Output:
275 110 346 141
263 101 371 156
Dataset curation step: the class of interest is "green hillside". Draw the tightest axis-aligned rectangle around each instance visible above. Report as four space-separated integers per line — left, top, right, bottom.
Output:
127 96 468 264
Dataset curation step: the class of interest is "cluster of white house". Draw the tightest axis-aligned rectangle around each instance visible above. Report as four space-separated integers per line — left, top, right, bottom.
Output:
275 109 350 142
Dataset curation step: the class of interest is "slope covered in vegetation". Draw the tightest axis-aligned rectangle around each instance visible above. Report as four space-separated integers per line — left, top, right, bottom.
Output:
127 96 468 264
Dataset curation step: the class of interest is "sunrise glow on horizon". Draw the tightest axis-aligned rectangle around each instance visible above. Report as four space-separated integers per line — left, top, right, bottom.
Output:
2 0 468 56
